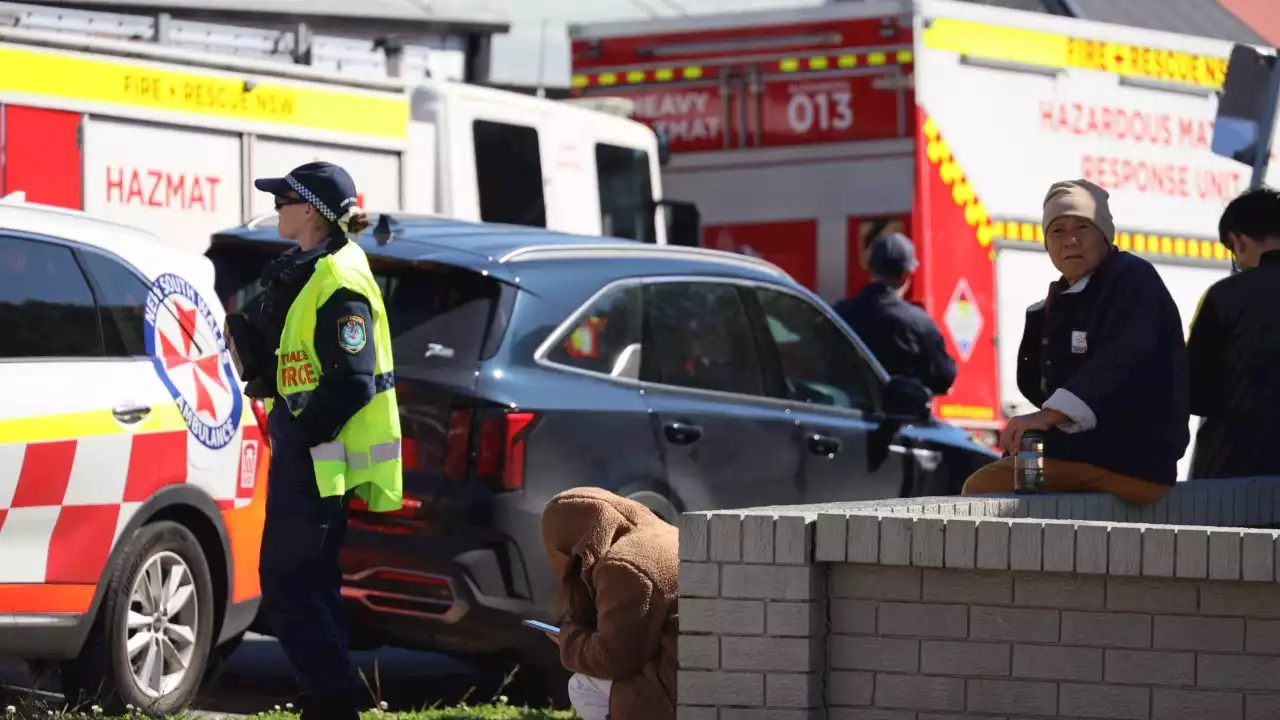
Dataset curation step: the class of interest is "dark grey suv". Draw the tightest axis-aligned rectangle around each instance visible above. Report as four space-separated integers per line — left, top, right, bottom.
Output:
206 214 997 679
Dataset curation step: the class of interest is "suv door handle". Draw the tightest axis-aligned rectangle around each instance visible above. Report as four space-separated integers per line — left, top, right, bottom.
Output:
807 433 842 456
112 404 152 424
663 421 703 445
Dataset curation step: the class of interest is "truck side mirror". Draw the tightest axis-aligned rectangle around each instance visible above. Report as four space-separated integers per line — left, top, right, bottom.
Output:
657 199 700 247
656 129 672 167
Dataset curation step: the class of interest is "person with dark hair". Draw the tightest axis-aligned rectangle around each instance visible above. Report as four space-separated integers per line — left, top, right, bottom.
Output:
1186 186 1280 479
832 232 957 395
962 179 1189 503
539 487 678 720
226 162 401 720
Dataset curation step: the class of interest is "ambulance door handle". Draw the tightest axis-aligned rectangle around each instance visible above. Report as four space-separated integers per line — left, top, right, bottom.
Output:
113 404 152 424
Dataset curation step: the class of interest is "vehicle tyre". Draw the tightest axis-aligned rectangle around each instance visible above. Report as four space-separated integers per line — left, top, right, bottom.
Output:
621 487 681 525
61 521 216 716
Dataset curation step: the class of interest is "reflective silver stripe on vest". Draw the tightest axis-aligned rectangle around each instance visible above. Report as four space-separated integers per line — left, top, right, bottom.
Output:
311 442 345 463
371 439 401 464
346 450 370 470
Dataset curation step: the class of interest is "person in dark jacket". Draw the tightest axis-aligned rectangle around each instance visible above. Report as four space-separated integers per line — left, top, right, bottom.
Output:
227 162 383 720
1186 187 1280 479
833 232 957 395
962 179 1189 504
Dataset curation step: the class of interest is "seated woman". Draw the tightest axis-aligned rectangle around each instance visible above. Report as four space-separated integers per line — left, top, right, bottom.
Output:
540 487 678 720
962 179 1190 505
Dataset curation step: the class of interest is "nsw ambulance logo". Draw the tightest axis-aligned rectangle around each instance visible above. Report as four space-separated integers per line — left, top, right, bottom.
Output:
144 273 242 450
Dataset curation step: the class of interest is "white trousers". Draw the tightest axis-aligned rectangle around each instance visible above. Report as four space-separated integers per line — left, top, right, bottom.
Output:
568 673 613 720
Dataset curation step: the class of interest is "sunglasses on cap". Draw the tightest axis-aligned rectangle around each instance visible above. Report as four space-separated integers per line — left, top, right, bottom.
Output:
274 196 308 211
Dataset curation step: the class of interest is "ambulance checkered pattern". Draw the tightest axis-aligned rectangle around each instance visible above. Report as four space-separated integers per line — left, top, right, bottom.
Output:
0 424 260 585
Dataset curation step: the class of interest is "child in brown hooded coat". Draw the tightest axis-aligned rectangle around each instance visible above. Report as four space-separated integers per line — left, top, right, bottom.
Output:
539 487 679 720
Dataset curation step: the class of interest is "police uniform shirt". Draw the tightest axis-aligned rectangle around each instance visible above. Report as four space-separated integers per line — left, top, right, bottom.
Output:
259 235 379 448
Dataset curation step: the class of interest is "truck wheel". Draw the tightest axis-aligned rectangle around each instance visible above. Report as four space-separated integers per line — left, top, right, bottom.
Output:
61 521 215 716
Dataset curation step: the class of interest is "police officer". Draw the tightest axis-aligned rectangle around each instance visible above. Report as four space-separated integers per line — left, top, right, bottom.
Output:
832 232 957 396
231 162 403 720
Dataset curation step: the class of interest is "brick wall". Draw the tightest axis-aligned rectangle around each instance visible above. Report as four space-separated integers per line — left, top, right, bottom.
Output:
677 499 1280 720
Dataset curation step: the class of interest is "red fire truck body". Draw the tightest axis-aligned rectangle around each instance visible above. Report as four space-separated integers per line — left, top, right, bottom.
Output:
571 0 1253 478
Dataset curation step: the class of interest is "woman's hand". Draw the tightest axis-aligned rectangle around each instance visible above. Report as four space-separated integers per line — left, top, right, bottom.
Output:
999 409 1066 455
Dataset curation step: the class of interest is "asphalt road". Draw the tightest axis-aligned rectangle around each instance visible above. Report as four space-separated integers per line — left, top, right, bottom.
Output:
1 633 552 715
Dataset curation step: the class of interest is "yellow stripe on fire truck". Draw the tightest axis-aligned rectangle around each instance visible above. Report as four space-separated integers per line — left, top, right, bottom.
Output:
990 220 1231 264
923 17 1227 90
571 47 914 89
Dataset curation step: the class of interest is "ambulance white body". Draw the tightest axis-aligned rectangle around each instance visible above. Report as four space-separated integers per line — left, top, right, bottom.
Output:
0 12 668 257
0 195 265 712
571 0 1277 480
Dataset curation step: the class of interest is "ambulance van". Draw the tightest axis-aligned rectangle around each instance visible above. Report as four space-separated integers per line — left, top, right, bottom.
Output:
0 193 265 714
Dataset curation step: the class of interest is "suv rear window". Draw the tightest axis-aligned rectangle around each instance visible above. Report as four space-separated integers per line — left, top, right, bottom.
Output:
205 242 510 378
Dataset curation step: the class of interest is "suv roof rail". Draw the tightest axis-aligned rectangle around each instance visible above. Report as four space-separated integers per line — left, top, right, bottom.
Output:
496 242 791 278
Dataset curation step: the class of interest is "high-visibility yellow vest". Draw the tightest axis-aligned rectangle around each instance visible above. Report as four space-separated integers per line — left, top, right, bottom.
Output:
266 242 403 512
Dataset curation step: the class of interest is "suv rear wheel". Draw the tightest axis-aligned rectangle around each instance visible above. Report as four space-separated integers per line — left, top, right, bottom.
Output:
623 489 680 525
61 522 215 715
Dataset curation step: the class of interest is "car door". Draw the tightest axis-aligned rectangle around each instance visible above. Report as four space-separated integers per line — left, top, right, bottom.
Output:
637 278 802 512
745 284 916 504
0 234 169 590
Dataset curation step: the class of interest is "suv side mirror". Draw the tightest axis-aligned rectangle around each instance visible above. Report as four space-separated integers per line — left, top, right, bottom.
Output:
883 375 933 422
657 199 700 247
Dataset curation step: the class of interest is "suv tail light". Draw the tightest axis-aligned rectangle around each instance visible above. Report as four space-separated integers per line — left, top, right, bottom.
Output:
442 408 538 490
442 409 474 482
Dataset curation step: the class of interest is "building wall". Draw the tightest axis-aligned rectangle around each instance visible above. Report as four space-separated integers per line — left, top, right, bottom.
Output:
677 498 1280 719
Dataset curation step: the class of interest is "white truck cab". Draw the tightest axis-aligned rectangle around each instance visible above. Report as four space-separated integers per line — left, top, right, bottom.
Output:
0 2 698 255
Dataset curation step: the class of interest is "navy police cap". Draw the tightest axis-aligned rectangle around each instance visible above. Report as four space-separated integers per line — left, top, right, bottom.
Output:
254 161 359 225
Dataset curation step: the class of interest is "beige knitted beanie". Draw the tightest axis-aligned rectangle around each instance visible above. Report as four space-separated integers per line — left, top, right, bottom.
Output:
1042 179 1115 243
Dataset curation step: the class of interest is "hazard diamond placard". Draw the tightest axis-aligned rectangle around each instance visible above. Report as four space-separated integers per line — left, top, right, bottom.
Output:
943 278 983 363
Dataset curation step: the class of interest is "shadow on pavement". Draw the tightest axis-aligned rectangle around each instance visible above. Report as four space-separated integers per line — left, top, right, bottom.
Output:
3 634 564 716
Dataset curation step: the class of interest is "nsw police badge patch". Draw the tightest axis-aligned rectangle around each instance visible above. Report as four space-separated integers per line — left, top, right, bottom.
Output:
339 315 368 354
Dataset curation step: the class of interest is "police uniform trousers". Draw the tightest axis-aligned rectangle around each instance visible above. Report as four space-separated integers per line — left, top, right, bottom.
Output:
259 403 357 712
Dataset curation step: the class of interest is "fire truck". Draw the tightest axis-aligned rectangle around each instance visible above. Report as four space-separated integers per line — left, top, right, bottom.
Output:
0 2 673 256
570 0 1268 480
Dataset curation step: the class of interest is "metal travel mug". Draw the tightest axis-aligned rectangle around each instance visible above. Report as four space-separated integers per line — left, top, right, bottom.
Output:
1014 430 1045 494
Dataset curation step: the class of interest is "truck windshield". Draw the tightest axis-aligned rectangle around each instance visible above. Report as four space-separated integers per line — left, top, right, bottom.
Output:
596 143 656 244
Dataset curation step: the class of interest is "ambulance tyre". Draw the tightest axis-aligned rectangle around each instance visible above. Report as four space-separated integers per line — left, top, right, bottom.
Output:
61 521 216 716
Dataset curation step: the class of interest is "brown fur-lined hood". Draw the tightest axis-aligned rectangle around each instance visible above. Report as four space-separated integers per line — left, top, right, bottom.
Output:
540 487 672 589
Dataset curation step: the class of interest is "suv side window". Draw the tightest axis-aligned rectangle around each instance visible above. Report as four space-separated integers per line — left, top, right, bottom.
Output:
78 250 151 357
0 234 101 358
642 281 765 396
753 287 882 412
544 283 642 379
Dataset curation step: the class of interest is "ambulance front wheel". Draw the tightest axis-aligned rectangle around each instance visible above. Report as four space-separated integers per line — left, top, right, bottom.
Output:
61 521 216 716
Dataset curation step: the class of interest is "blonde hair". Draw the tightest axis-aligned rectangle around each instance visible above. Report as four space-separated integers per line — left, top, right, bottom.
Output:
310 204 372 236
340 206 372 234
